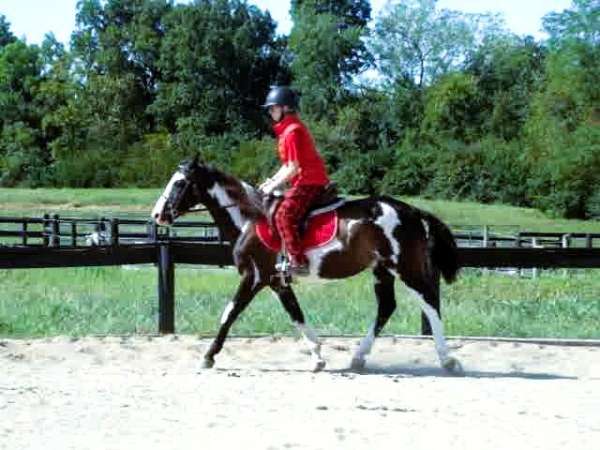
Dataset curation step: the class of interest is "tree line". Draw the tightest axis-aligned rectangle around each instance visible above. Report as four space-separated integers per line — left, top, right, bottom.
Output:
0 0 598 219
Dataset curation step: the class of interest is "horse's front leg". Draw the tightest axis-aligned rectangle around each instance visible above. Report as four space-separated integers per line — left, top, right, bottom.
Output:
270 283 326 372
202 272 264 369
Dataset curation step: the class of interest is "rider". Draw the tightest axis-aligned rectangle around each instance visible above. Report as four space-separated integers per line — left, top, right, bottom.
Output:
259 86 330 275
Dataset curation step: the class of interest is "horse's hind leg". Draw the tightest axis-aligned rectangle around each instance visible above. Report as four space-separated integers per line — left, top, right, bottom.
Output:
202 273 263 369
402 271 463 374
271 283 326 372
351 265 396 370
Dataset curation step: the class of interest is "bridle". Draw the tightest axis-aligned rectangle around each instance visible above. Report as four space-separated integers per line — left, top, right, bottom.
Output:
164 174 243 217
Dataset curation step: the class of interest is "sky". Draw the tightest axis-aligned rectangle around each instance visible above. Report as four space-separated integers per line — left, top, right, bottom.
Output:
0 0 573 46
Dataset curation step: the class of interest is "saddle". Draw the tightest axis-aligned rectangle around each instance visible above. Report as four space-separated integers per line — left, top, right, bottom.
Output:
263 182 345 232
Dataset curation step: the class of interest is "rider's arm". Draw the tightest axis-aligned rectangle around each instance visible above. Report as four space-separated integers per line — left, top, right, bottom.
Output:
261 162 299 193
260 129 302 193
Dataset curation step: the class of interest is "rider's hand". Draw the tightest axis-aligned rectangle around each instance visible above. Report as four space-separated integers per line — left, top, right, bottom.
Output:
259 178 276 194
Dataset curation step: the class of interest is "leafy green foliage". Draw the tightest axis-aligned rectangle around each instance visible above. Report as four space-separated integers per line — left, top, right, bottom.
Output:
152 0 286 135
289 0 372 118
0 15 16 49
0 0 597 221
370 0 505 87
423 73 482 142
543 0 599 48
466 36 546 140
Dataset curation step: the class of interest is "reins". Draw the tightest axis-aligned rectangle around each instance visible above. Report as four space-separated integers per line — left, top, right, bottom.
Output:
170 172 266 216
188 203 238 213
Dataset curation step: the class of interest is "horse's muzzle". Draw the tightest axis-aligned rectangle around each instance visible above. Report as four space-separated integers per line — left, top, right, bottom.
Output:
154 211 174 226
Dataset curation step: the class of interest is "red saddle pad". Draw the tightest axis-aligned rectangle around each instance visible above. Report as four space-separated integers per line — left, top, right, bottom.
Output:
255 211 338 253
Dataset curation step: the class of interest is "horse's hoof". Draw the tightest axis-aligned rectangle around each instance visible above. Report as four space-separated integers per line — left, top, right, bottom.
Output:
442 356 463 374
313 360 327 372
201 358 215 369
350 357 366 371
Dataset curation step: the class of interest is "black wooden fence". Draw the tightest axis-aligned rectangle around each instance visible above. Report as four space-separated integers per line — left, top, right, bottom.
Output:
1 215 599 334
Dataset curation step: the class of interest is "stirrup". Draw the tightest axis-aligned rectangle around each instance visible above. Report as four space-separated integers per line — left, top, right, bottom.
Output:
271 253 293 286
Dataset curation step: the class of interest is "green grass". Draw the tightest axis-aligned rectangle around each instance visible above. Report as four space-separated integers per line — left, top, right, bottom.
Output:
0 188 599 338
2 187 599 231
0 266 598 339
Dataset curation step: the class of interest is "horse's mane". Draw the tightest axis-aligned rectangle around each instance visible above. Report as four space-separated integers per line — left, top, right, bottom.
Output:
208 166 266 221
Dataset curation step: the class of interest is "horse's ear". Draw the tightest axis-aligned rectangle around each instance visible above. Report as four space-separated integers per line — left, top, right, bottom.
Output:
191 153 206 168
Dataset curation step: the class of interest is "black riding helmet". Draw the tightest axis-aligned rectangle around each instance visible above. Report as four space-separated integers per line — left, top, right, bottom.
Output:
262 86 299 110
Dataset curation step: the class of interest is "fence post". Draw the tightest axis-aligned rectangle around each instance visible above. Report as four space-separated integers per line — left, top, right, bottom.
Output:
158 243 175 334
532 238 539 279
42 214 50 247
110 219 119 246
22 219 28 246
515 231 522 248
51 214 60 247
562 234 571 278
70 221 77 247
149 221 158 242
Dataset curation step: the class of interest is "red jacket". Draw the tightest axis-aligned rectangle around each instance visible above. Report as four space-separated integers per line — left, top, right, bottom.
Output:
273 114 329 187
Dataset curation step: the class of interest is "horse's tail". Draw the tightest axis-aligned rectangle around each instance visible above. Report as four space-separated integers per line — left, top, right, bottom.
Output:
424 213 460 284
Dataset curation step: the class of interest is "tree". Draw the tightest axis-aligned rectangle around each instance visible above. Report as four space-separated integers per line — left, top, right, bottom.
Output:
70 0 174 142
516 1 600 218
422 72 482 142
289 0 372 118
370 0 505 87
0 15 16 49
152 0 287 137
465 35 546 140
543 0 599 47
0 41 49 185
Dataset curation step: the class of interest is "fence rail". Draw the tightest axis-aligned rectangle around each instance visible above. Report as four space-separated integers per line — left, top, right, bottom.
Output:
1 215 599 335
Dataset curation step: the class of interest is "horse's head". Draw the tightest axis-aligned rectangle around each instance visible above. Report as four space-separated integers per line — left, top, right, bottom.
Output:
152 156 216 225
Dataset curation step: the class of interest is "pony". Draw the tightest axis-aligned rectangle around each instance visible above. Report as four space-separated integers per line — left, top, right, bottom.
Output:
152 157 462 373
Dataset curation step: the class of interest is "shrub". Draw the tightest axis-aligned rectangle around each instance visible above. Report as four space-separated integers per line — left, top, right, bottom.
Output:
527 124 600 218
52 148 121 188
119 133 187 187
229 138 277 185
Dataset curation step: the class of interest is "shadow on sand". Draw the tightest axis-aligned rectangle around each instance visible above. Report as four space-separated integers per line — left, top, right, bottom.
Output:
333 364 577 380
215 365 577 380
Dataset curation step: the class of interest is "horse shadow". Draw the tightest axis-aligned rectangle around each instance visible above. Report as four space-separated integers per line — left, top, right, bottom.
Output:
216 365 577 380
332 364 578 380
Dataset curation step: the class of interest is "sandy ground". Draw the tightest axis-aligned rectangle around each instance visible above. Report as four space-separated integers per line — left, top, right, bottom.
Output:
1 335 600 450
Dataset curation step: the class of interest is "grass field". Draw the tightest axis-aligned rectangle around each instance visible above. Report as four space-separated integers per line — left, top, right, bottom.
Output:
1 266 598 339
1 188 599 339
3 187 600 231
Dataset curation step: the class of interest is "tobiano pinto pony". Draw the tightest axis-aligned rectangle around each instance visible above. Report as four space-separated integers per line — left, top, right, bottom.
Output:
152 157 463 373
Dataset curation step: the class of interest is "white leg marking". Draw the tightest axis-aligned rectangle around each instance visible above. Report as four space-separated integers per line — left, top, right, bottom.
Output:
250 258 261 290
220 301 235 324
407 288 448 360
294 322 326 371
421 219 430 239
406 288 462 372
375 202 401 264
207 183 246 230
351 323 376 369
151 171 186 222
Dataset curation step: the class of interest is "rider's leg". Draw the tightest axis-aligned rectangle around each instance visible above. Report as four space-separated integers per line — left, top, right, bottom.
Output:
274 185 323 268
